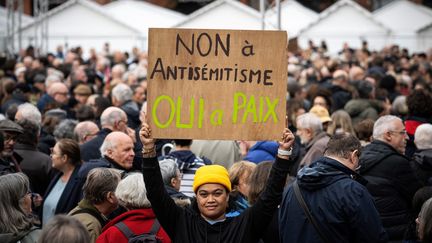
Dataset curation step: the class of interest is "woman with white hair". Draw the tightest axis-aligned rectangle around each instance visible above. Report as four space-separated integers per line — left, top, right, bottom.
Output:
96 173 171 243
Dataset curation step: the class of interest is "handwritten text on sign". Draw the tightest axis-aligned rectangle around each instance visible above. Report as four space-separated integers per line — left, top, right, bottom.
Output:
147 29 287 140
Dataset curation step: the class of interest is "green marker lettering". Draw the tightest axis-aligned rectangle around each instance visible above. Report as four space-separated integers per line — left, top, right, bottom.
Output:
175 97 194 129
232 92 247 123
242 95 257 123
152 95 175 128
263 97 279 123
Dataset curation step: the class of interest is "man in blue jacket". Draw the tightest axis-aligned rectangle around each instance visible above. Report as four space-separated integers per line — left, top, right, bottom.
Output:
279 133 388 243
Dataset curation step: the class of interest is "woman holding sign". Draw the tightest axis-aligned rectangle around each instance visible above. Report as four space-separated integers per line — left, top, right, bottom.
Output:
139 121 295 243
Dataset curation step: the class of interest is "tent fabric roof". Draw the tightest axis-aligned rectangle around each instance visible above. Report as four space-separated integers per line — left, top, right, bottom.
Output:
103 0 186 34
265 0 318 38
296 0 391 54
373 0 432 33
175 0 276 30
418 21 432 33
298 0 391 36
20 0 140 33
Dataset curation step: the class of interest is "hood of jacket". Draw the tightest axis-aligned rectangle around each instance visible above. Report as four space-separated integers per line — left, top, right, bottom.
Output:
101 208 156 232
359 140 406 174
250 141 278 155
169 150 197 164
413 149 432 170
297 156 364 191
344 99 375 116
243 141 278 163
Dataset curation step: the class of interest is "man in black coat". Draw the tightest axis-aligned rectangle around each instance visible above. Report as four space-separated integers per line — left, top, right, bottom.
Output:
359 115 422 241
15 119 53 196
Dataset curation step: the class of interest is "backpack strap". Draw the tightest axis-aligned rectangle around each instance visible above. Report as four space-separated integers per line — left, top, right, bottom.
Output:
115 221 136 238
70 208 106 227
149 219 160 235
293 180 331 243
115 219 160 239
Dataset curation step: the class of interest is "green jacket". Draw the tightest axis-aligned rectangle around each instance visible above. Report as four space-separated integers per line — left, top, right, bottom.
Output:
68 199 107 243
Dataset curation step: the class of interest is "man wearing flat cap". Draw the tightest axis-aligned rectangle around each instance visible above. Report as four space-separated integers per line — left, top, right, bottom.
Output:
0 119 24 174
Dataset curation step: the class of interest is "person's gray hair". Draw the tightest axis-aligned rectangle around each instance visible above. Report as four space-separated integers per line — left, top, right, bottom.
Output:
112 64 126 76
115 173 151 209
297 113 323 135
112 83 133 104
0 173 32 233
45 74 62 88
100 107 125 128
16 103 42 125
38 215 90 243
100 136 118 157
74 121 99 144
415 124 432 150
372 115 402 140
83 168 121 204
159 158 179 186
54 119 78 141
392 96 408 116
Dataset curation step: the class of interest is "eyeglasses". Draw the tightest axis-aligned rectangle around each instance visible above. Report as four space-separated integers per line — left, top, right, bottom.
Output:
3 133 18 142
389 130 407 136
55 91 69 96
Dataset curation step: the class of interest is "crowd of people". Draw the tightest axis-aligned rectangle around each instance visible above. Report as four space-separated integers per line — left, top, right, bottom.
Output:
0 40 431 243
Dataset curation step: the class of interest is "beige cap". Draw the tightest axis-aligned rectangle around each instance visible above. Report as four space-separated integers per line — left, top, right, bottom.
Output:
309 105 332 123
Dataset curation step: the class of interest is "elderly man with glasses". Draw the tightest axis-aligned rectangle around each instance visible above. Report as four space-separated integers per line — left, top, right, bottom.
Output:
0 119 24 175
359 115 422 242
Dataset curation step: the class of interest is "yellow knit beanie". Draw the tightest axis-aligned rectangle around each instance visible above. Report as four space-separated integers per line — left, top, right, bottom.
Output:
192 165 232 193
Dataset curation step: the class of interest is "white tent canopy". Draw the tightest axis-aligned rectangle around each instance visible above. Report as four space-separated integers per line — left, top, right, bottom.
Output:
175 0 276 30
297 0 391 54
373 0 432 52
19 0 143 55
103 0 186 36
418 23 432 52
265 0 318 38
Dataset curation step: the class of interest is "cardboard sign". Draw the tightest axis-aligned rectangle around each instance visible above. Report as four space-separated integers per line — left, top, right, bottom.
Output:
147 28 287 140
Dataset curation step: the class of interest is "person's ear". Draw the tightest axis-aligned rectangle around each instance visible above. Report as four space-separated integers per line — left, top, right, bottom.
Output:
306 128 313 137
106 148 114 157
107 191 116 203
170 177 177 188
383 131 392 142
349 150 357 164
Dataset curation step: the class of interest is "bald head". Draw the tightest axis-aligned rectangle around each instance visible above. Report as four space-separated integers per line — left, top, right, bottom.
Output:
74 121 100 144
332 70 349 87
47 82 69 105
100 106 128 132
349 66 365 81
100 131 135 170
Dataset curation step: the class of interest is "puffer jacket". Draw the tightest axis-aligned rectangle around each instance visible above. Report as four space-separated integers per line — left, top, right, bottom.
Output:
280 156 387 243
359 140 422 241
